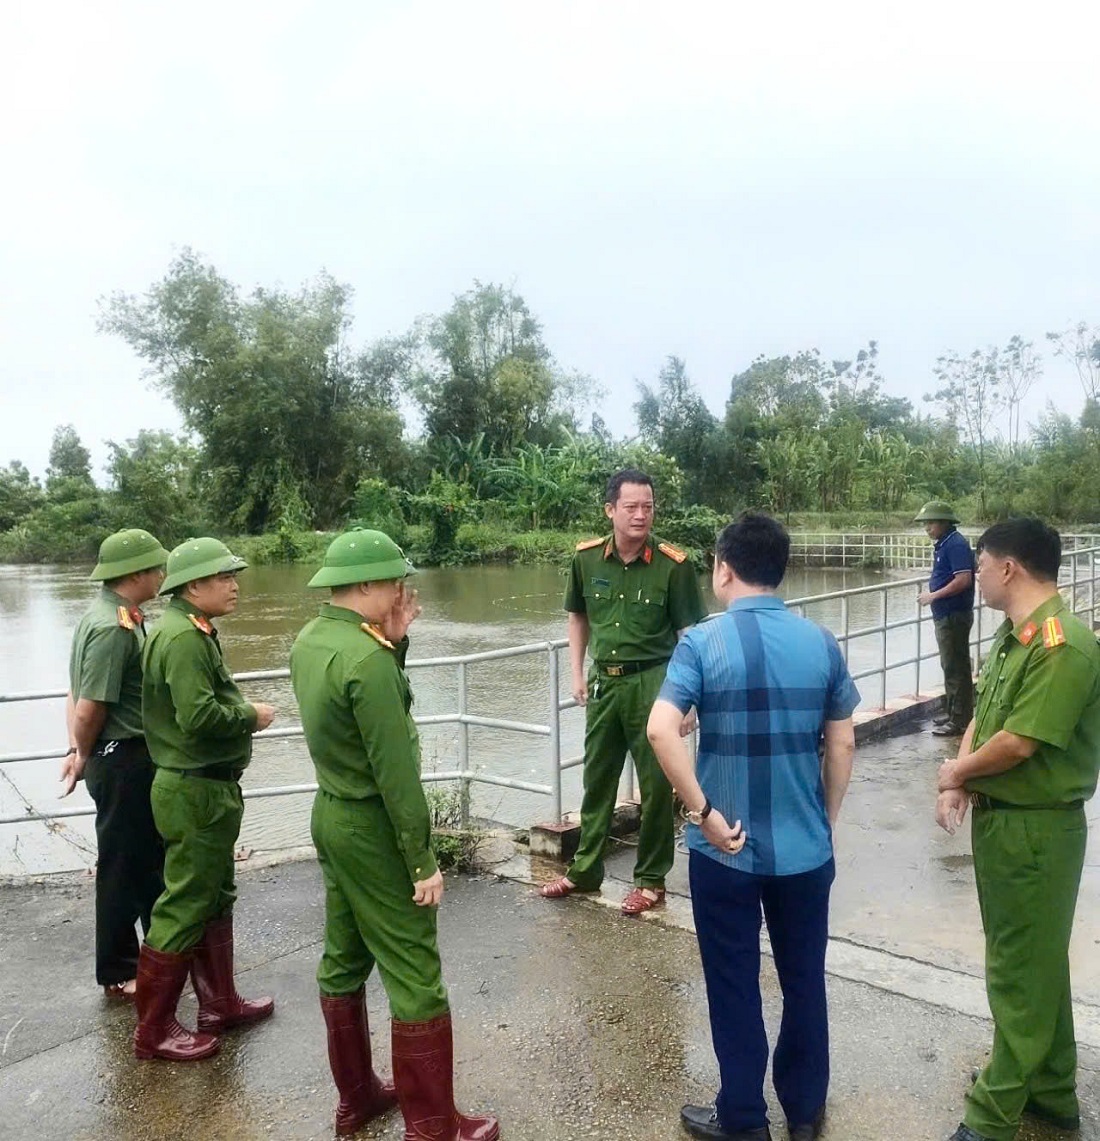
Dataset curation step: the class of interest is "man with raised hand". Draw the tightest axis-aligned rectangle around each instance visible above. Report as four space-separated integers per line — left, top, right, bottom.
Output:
937 518 1100 1141
64 527 169 999
291 530 498 1141
539 467 707 916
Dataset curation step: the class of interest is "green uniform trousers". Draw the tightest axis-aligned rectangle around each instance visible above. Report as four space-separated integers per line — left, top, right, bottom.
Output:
965 805 1087 1141
146 768 242 954
312 790 448 1022
934 611 974 729
567 664 674 891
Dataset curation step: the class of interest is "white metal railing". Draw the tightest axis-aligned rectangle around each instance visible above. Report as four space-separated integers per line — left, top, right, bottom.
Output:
3 543 1098 834
789 531 1100 570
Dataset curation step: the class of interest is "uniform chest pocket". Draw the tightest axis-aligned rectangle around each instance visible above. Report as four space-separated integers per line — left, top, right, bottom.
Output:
584 581 615 618
630 587 668 633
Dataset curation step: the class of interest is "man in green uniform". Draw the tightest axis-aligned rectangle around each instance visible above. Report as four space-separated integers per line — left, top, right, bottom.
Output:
63 528 169 998
134 537 277 1062
935 518 1100 1141
290 530 499 1140
540 468 707 915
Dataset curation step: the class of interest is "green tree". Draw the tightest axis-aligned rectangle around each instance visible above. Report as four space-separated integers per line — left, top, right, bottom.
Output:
46 424 94 499
1046 321 1100 402
0 461 44 531
106 431 203 544
99 250 405 532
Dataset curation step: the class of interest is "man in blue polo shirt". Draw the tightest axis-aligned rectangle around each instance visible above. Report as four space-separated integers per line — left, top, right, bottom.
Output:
647 512 859 1141
916 501 976 737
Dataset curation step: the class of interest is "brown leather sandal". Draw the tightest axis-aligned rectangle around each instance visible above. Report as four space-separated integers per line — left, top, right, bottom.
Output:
621 887 665 916
538 876 592 899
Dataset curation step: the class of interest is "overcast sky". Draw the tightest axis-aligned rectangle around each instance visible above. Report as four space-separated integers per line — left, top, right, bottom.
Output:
3 0 1099 478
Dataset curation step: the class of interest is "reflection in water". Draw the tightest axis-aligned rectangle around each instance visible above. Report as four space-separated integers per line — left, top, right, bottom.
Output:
1 561 932 874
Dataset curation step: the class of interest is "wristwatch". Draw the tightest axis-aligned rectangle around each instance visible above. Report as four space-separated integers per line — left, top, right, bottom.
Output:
683 798 712 826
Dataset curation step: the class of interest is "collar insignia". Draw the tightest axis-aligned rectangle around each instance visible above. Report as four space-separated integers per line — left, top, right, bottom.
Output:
1018 621 1038 645
117 605 135 631
361 622 396 650
188 613 215 636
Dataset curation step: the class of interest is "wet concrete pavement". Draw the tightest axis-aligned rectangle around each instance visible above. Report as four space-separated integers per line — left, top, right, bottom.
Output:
2 720 1099 1140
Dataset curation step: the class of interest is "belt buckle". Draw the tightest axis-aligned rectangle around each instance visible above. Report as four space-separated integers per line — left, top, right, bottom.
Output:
605 664 624 677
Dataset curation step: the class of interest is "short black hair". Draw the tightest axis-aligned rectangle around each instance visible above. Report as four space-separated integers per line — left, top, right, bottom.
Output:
715 511 790 588
977 518 1061 582
605 468 653 505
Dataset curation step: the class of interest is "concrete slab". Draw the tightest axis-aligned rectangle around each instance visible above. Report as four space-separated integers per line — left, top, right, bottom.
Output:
2 862 1098 1141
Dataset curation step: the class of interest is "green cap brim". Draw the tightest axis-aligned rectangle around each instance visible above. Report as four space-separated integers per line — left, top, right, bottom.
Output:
307 557 416 588
90 547 170 581
160 554 249 594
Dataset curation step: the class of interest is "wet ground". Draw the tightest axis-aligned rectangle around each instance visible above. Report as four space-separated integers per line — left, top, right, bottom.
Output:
2 720 1099 1140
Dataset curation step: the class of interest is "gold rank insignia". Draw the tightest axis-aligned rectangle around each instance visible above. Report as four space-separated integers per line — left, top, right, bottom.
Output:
188 613 215 635
117 605 135 631
1042 616 1066 649
657 541 688 564
361 622 396 650
575 537 605 551
1018 621 1038 645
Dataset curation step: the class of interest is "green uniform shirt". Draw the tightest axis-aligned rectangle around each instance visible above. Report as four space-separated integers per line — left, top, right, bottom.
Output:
564 534 707 663
68 588 146 742
969 594 1100 805
141 596 257 772
290 604 437 883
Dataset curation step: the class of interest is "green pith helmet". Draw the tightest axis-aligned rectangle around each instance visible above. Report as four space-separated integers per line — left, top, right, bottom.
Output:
307 529 417 588
913 500 960 524
90 529 169 581
159 537 249 594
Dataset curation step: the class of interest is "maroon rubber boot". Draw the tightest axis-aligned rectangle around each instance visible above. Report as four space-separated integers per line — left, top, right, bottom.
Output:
133 943 220 1062
190 913 275 1033
320 987 398 1135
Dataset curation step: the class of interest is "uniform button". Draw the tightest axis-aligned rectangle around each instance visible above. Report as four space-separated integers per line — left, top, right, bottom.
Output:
619 593 624 599
611 650 618 655
615 622 620 627
645 598 650 603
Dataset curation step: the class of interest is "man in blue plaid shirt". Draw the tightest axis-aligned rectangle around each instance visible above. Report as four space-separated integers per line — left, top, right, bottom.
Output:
647 512 858 1141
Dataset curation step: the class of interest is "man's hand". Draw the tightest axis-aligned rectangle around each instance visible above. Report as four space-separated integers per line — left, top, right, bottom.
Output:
700 808 746 856
59 750 85 798
252 703 276 732
384 583 422 645
572 677 588 706
918 590 934 607
679 709 698 737
938 757 964 791
936 788 970 834
412 869 444 907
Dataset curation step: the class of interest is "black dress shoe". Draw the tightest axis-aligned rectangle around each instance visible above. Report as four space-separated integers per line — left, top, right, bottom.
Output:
933 714 952 726
1023 1100 1080 1132
680 1103 772 1140
788 1104 825 1140
947 1124 994 1141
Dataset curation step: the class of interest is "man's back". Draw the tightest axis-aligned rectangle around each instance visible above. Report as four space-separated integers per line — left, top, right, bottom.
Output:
662 596 859 876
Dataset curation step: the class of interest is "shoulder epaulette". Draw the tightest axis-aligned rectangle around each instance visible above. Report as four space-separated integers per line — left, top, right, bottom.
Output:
657 541 688 564
575 537 605 551
1042 616 1066 649
361 622 396 650
117 605 135 631
188 613 215 636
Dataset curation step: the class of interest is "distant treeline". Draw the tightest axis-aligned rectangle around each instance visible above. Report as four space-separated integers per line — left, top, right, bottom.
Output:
2 250 1099 566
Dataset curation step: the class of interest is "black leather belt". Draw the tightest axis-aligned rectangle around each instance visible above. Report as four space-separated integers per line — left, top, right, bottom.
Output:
596 658 668 678
178 763 243 782
971 794 1083 811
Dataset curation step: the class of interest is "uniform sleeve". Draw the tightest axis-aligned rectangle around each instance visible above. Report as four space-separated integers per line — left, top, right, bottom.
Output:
564 554 586 613
667 558 707 631
658 632 704 714
162 633 257 738
73 625 131 705
349 653 438 883
823 629 861 721
1002 644 1098 750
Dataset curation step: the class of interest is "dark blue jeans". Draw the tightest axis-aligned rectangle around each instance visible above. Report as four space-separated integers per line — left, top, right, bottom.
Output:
689 849 835 1133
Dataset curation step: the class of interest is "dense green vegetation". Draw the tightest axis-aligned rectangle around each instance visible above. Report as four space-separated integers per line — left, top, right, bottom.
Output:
2 252 1099 566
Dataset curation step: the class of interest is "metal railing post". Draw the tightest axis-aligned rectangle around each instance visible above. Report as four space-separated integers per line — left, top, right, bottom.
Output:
915 591 923 696
548 644 562 822
457 661 470 827
880 587 889 709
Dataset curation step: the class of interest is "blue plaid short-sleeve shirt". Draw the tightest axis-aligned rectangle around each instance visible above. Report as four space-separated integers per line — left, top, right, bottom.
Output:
659 595 860 876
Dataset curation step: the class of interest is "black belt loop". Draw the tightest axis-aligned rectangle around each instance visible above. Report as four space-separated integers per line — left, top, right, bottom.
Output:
177 763 242 782
971 793 1083 812
595 657 668 678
